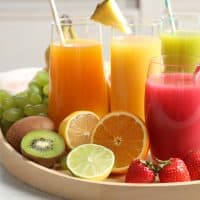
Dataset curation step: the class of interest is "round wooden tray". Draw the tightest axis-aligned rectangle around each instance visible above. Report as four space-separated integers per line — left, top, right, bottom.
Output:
0 68 200 200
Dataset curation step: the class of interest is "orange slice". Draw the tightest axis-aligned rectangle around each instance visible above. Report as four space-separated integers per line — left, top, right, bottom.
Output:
91 112 149 174
58 111 100 150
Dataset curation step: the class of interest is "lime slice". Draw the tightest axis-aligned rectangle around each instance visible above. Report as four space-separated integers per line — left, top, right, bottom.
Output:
91 0 132 34
67 144 115 181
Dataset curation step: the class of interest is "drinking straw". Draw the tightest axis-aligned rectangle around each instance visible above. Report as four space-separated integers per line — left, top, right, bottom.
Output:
164 0 176 33
49 0 65 45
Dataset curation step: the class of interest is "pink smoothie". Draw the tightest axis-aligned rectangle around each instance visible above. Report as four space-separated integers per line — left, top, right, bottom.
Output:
145 73 200 160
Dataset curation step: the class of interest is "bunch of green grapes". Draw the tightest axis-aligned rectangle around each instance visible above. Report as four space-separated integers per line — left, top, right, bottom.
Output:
0 70 49 133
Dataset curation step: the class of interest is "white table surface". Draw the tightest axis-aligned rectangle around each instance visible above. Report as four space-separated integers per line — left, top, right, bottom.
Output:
0 164 65 200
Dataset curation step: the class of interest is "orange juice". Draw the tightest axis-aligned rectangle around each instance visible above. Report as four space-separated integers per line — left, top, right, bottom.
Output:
49 39 108 128
111 36 161 120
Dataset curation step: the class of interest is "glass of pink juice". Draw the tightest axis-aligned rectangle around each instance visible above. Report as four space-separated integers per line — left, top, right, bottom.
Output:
145 55 200 160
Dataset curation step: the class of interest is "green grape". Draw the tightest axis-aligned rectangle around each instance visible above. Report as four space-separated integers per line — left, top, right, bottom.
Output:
28 82 42 95
17 91 28 97
0 118 13 134
14 93 29 108
0 90 11 104
43 97 49 105
0 106 3 118
2 97 16 111
43 84 49 96
1 118 11 127
29 93 42 105
35 71 49 87
33 104 48 115
3 108 24 122
29 80 40 87
24 104 35 116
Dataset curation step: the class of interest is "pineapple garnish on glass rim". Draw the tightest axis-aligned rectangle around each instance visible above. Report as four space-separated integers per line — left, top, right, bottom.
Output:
91 0 132 34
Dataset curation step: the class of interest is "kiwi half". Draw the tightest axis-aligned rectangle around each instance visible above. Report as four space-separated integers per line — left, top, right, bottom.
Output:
6 116 55 152
21 130 65 168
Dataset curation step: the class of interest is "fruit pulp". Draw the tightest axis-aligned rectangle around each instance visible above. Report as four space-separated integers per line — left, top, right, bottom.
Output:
111 35 161 120
91 112 149 174
49 39 108 128
145 73 200 160
161 31 200 71
66 144 115 181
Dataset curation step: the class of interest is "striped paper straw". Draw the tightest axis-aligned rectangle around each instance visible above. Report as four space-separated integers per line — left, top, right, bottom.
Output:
165 0 176 33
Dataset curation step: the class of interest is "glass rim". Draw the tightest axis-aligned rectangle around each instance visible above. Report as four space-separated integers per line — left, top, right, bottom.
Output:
51 16 162 27
162 12 200 20
111 19 162 28
51 16 99 26
151 55 200 67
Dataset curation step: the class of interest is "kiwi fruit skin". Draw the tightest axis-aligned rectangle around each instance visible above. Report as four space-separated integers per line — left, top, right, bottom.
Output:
21 130 66 168
6 116 55 152
22 149 65 168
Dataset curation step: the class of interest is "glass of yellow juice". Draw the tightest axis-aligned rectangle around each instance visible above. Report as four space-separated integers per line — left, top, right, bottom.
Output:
49 17 109 128
111 20 162 120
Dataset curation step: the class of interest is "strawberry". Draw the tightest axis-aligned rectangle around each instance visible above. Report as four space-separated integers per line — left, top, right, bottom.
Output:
158 158 190 183
184 150 200 180
125 159 155 183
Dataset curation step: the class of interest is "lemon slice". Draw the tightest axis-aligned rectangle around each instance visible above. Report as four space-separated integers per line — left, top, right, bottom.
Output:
91 0 132 34
58 111 99 150
67 144 115 181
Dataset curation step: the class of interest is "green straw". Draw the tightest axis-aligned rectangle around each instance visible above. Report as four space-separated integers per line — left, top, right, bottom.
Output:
165 0 176 33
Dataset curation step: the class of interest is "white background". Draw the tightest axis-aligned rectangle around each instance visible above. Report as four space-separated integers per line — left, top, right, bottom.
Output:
1 0 200 71
0 0 200 199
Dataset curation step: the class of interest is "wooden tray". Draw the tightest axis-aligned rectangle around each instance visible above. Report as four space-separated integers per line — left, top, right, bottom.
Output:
0 68 200 200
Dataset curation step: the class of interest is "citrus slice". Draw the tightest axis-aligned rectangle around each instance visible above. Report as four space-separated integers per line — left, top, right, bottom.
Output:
91 112 149 174
91 0 132 34
67 144 115 181
58 111 99 150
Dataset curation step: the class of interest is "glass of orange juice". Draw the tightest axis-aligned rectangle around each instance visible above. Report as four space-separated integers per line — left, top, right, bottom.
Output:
49 17 109 128
111 20 162 120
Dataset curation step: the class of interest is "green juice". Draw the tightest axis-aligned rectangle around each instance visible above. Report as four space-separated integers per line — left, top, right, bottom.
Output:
161 31 200 72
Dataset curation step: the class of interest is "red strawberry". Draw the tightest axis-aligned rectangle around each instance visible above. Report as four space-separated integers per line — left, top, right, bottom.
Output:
125 159 155 183
184 150 200 180
158 158 190 183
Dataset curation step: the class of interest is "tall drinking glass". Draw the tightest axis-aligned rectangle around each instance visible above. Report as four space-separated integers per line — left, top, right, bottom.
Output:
145 55 200 161
49 17 109 128
161 13 200 70
111 20 162 120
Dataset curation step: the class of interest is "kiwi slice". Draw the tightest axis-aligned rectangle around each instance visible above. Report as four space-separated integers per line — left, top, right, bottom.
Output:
21 130 65 168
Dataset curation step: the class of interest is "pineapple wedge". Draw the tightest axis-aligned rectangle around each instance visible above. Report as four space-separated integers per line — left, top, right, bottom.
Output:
91 0 132 34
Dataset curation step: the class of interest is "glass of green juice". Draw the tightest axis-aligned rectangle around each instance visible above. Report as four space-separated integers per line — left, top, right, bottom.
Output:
161 13 200 71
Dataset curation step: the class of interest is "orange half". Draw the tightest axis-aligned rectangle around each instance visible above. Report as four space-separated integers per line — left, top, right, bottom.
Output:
91 112 149 174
